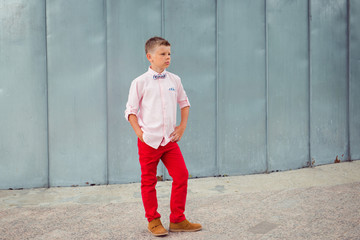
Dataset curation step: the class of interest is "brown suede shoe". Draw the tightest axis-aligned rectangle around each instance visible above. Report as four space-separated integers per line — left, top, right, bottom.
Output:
148 218 168 237
169 219 202 232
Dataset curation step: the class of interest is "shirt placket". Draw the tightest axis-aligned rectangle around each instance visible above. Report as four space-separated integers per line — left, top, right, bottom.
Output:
157 78 166 144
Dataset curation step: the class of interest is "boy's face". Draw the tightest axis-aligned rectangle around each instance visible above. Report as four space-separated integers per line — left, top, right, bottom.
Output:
147 45 171 73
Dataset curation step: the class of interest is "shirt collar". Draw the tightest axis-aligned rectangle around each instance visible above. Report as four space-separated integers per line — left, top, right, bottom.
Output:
148 66 167 79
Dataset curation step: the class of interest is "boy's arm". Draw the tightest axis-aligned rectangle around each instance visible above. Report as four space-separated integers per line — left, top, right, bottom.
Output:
170 106 190 142
125 79 144 142
128 114 144 142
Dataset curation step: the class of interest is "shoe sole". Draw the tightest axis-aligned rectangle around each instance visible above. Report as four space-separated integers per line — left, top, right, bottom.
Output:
169 227 202 232
148 229 168 236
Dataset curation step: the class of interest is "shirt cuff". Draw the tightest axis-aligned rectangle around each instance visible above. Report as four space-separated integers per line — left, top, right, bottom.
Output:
178 99 190 109
124 108 138 121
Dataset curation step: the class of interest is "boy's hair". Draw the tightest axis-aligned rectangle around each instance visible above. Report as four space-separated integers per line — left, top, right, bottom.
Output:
145 36 171 54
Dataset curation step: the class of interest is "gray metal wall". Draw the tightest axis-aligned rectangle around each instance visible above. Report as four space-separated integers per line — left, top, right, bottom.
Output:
0 0 359 189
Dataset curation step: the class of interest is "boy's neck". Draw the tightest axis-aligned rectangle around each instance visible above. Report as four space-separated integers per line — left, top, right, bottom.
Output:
150 65 165 74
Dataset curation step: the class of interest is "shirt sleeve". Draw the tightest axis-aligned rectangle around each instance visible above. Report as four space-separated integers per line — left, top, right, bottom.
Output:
124 80 140 121
177 78 191 109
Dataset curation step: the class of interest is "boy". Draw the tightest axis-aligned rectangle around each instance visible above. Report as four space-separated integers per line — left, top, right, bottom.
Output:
124 37 202 236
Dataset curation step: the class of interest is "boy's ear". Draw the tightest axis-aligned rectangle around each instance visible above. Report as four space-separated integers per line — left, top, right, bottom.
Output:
146 53 152 62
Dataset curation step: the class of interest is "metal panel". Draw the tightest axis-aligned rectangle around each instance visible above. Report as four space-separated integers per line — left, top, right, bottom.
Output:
0 0 48 189
47 0 107 186
267 0 310 170
107 0 162 184
164 0 217 178
218 0 267 175
310 0 348 165
1 0 359 189
350 0 360 160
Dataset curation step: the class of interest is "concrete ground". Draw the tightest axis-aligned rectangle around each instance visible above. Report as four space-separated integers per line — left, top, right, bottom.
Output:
0 161 359 240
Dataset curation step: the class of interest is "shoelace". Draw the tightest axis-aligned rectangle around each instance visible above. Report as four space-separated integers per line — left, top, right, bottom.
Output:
151 223 162 229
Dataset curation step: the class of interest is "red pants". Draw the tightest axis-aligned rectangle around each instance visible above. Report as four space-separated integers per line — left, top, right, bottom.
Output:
137 139 189 223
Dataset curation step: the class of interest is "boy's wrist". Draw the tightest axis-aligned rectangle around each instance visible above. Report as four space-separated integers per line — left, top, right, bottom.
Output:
178 124 187 132
136 129 143 137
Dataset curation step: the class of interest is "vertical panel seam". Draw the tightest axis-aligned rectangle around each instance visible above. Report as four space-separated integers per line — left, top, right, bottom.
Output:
45 0 50 188
161 0 165 37
347 0 351 161
215 0 219 176
161 0 166 180
308 0 313 167
265 0 269 173
104 0 109 184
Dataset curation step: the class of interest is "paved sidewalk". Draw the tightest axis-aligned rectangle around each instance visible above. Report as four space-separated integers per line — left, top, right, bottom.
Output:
0 161 359 240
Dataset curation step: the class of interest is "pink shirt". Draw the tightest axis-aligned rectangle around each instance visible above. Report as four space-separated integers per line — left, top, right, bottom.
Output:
125 67 190 149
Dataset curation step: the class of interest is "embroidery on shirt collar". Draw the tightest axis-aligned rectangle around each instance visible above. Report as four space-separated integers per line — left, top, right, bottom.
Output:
153 73 166 80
